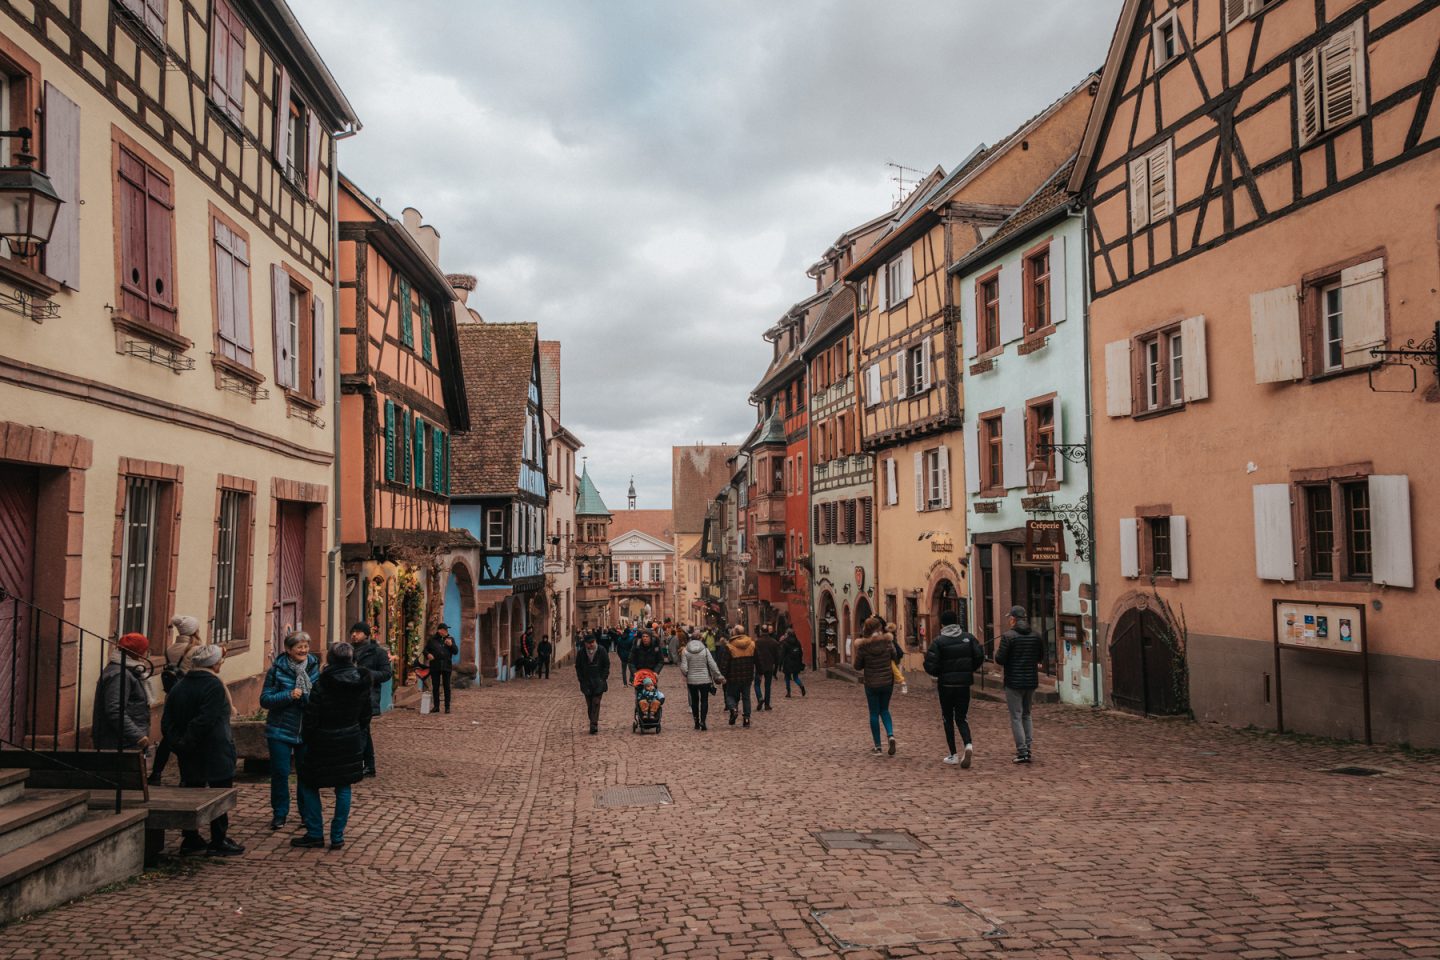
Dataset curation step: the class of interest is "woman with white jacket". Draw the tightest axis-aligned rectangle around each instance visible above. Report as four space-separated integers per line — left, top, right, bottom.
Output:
678 636 723 731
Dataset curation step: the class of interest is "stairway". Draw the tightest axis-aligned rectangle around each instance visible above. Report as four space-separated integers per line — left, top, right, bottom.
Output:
0 768 146 925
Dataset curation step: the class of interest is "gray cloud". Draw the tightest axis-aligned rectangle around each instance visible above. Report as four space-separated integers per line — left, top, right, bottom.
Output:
293 0 1113 507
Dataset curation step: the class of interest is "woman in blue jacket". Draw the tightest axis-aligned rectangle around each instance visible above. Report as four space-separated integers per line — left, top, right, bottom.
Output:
261 631 320 830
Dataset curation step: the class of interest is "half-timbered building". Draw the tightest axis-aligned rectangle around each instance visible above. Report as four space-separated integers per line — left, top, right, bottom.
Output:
0 0 357 729
574 464 614 634
1072 0 1438 744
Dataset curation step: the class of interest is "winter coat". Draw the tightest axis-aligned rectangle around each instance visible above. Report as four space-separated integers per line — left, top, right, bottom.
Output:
575 644 610 697
724 636 756 686
424 634 458 673
753 632 781 676
780 634 805 674
923 625 985 688
678 639 722 687
352 640 394 715
297 664 371 789
853 635 897 689
631 640 665 672
614 632 634 661
712 639 731 674
536 639 553 661
259 653 320 745
160 669 235 784
996 622 1045 691
91 661 152 750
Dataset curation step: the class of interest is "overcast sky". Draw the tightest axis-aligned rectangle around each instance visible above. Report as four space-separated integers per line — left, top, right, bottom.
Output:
294 0 1115 508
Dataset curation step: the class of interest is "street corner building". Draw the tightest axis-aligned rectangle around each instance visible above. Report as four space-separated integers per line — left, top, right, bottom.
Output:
0 0 358 735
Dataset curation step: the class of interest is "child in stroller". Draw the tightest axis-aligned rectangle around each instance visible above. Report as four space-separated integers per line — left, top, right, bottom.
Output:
631 669 665 734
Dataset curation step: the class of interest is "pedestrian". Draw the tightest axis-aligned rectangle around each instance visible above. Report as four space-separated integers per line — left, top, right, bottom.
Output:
423 627 457 713
535 634 553 679
575 632 610 735
923 610 986 768
995 605 1043 763
292 642 372 850
613 628 633 683
259 631 319 829
159 644 243 856
631 632 664 676
853 616 899 756
148 614 204 785
713 632 732 677
780 629 806 698
517 632 535 679
723 626 756 728
678 631 723 730
752 627 780 711
350 622 392 777
92 631 154 751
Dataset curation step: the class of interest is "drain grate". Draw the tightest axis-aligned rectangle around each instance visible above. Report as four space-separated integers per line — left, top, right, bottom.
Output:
813 900 1003 950
1325 765 1386 777
815 830 922 852
595 784 672 808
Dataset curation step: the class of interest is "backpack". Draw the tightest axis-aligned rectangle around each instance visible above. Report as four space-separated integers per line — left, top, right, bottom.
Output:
161 640 196 692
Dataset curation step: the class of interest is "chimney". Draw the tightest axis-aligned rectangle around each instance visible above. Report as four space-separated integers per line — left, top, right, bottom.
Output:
447 273 478 305
401 207 441 266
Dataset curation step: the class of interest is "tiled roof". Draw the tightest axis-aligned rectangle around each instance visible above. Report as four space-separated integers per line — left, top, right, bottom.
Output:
610 509 675 545
538 341 561 421
671 445 739 533
800 284 853 355
450 322 537 496
576 464 611 517
953 156 1078 275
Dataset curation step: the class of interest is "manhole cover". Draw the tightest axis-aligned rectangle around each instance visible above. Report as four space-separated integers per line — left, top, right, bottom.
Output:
595 784 672 808
815 830 922 852
1325 765 1386 777
813 900 1003 950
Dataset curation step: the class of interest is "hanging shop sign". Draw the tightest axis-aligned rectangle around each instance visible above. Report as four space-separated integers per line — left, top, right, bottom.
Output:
1025 520 1066 563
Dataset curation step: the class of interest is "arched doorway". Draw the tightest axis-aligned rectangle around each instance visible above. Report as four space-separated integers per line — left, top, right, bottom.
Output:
1109 608 1187 716
841 602 852 649
854 595 872 629
447 561 477 668
817 591 837 665
930 577 962 630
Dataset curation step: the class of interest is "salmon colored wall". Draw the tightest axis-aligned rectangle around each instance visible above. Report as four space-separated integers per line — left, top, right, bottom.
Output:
339 395 367 544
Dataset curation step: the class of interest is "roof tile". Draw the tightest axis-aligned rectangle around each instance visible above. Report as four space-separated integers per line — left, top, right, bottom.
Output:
450 323 538 495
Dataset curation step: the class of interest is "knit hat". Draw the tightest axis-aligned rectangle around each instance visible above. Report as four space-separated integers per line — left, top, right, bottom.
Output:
117 632 149 659
169 615 200 637
189 644 223 668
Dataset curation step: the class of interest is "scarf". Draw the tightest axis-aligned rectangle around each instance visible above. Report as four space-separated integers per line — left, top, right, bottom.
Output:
109 648 159 706
291 656 313 697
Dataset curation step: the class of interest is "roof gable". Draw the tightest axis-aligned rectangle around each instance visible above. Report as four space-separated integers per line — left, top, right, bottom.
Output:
610 530 675 554
1068 0 1144 193
450 323 539 495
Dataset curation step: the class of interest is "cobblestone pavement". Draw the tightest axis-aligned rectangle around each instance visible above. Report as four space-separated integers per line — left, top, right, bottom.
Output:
3 673 1438 959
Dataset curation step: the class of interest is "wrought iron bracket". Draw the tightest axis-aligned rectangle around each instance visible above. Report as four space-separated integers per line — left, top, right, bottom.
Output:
1039 442 1090 465
1025 493 1092 562
1369 321 1439 382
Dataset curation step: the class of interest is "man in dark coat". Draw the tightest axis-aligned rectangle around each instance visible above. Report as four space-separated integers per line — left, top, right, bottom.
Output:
614 628 635 684
423 626 457 714
292 642 372 849
160 644 243 856
535 635 553 679
923 609 986 768
752 628 781 711
995 605 1044 764
780 629 806 698
575 634 610 734
350 622 392 776
630 633 664 675
723 627 757 727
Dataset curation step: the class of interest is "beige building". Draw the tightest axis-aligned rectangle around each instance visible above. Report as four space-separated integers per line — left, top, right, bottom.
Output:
0 0 358 740
672 444 737 625
540 340 582 663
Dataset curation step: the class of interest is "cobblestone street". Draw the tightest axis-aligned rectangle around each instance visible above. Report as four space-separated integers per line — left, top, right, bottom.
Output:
3 674 1437 960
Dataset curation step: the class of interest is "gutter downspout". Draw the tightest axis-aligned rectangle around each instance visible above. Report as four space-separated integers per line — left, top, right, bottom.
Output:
327 126 359 647
1071 204 1102 711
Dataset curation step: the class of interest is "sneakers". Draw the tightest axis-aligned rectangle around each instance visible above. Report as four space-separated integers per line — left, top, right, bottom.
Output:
742 716 751 728
887 736 897 757
1013 751 1031 764
208 837 245 857
871 745 883 754
943 754 959 765
270 817 287 831
961 744 974 769
290 836 325 849
728 709 737 726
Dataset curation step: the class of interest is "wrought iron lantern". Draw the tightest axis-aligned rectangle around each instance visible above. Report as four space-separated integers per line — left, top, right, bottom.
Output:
0 128 62 259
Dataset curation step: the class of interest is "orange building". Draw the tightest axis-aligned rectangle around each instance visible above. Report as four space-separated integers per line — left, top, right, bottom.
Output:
1072 0 1439 744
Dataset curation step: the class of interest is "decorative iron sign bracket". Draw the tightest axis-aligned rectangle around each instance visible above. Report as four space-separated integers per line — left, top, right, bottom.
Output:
1369 321 1438 392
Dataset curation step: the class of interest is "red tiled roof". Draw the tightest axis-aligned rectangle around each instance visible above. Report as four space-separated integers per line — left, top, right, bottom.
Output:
450 323 538 496
538 340 561 421
610 509 675 545
672 445 739 533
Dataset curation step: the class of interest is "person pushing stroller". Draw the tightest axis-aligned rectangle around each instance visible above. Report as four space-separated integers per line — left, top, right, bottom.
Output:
631 668 665 734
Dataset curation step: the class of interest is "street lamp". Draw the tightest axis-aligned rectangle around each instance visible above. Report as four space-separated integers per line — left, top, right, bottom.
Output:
0 128 62 260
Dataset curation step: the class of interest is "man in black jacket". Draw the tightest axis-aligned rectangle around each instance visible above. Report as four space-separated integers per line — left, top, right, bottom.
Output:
350 622 393 776
630 633 664 675
535 635 553 679
923 610 985 768
995 605 1044 764
160 645 243 856
423 626 457 714
575 634 610 734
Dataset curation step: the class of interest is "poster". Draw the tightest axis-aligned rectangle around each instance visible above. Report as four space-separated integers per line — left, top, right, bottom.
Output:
1274 600 1364 654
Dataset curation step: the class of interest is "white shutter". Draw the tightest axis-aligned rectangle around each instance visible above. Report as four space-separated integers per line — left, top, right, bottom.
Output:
1001 406 1025 489
894 351 908 399
42 83 81 289
963 421 980 496
312 295 326 400
1170 515 1189 580
920 340 933 390
214 223 237 356
963 280 978 359
1180 315 1209 401
885 458 899 506
999 263 1022 345
938 445 951 510
913 452 924 512
1051 400 1064 484
879 267 889 311
1320 22 1366 132
1105 340 1133 417
1340 257 1386 367
1119 519 1140 578
1148 141 1174 222
1049 234 1067 326
1296 48 1321 146
1368 475 1413 588
274 68 293 166
900 246 915 301
272 264 295 389
1129 156 1150 231
1250 286 1304 383
1252 484 1296 581
865 364 881 407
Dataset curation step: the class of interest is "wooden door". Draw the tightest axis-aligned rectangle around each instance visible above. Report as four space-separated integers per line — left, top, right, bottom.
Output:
0 465 38 745
1109 609 1184 716
274 502 306 652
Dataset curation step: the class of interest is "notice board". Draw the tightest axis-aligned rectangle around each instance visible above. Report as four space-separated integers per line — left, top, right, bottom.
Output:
1273 600 1365 654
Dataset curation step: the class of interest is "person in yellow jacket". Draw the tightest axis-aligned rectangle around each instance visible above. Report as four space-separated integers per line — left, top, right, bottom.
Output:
723 626 756 727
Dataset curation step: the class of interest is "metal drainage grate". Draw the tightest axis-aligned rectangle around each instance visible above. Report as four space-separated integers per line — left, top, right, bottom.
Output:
1325 765 1386 777
813 900 1003 950
815 830 922 852
595 784 672 809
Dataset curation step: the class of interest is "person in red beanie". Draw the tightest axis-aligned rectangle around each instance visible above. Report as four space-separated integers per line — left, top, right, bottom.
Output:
92 632 155 750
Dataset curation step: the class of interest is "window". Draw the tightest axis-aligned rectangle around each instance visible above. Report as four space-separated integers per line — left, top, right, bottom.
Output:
1024 248 1050 336
212 489 251 647
884 253 914 310
1138 325 1184 411
982 414 1004 493
211 215 253 366
919 447 950 511
1152 12 1179 68
1128 139 1174 230
1027 400 1056 490
858 497 873 544
978 275 1001 353
1304 485 1334 579
610 562 620 583
1299 479 1373 581
115 142 177 331
271 265 318 396
841 499 857 544
858 278 869 312
1147 517 1172 576
1120 514 1190 580
118 477 161 638
207 0 245 125
116 0 166 44
884 458 899 506
285 98 306 185
1225 0 1278 29
1297 22 1366 145
902 343 931 396
650 562 663 583
1319 281 1344 373
286 282 304 389
865 364 882 407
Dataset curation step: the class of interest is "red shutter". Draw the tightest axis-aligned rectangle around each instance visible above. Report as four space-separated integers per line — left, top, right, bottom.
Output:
273 67 292 165
305 112 322 200
117 148 150 320
144 168 176 330
214 221 237 358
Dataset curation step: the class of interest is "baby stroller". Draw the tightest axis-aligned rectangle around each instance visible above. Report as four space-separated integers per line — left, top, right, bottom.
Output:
631 668 664 734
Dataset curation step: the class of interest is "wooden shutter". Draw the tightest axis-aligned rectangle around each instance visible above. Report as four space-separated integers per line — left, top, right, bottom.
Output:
1180 315 1209 401
827 503 838 543
1001 407 1025 489
229 231 252 364
399 277 413 346
1170 515 1189 580
226 6 245 120
42 83 80 289
1252 484 1295 581
272 265 294 388
866 364 881 407
1320 22 1365 132
1049 234 1066 325
913 452 924 512
414 418 426 489
1296 48 1321 146
421 299 434 363
1129 156 1150 231
143 168 176 329
1368 475 1412 588
400 409 410 483
885 458 898 505
999 262 1022 344
1105 340 1133 416
384 400 396 482
1148 141 1173 222
432 430 444 493
920 340 932 390
143 0 166 38
937 445 951 510
1119 518 1140 578
894 351 908 399
900 246 915 301
209 4 231 111
312 294 326 400
1340 257 1385 367
274 68 292 166
878 267 889 311
964 421 980 495
214 224 236 357
813 505 823 543
1250 286 1303 382
1052 400 1064 484
964 280 978 358
306 112 322 200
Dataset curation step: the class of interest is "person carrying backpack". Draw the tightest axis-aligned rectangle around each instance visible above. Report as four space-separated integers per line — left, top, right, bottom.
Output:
923 610 985 768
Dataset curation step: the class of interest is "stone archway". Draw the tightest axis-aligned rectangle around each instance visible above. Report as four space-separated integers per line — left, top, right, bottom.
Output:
1109 605 1187 717
930 577 961 631
854 595 873 630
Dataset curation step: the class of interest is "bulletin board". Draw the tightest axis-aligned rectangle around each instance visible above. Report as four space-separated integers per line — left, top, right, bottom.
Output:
1273 600 1366 654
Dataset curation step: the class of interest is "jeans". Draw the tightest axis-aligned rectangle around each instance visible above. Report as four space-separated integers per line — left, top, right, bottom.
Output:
753 671 774 708
180 777 232 845
620 659 632 685
536 658 550 679
937 686 973 755
783 670 806 695
724 682 751 718
687 684 711 725
585 694 604 730
429 670 451 712
266 738 300 820
1006 687 1034 754
865 685 895 747
298 782 352 844
361 716 376 774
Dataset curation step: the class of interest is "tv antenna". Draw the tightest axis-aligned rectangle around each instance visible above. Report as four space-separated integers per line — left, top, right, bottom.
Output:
886 161 924 205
